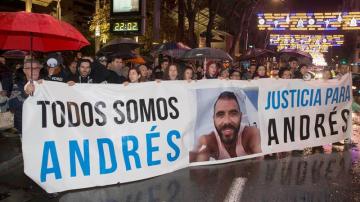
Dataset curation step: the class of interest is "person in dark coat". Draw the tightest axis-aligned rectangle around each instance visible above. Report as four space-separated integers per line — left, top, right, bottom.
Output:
64 60 78 82
43 57 67 82
8 59 41 134
66 59 96 84
0 61 13 97
105 54 127 84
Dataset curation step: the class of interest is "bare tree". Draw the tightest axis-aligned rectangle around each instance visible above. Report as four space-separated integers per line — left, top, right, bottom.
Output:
176 0 185 42
205 0 220 47
184 0 201 48
228 0 258 56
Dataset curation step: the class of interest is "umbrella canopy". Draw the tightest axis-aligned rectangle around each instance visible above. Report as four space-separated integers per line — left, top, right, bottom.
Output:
162 49 189 59
98 38 140 55
180 47 233 61
2 50 28 59
0 12 90 52
279 49 312 59
239 48 274 61
152 42 191 59
279 49 313 65
126 56 146 64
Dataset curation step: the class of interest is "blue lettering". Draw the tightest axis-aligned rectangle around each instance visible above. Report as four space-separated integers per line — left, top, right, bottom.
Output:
69 140 90 177
281 90 289 109
167 130 181 162
146 131 161 166
265 91 271 110
297 89 301 107
339 86 345 103
122 136 141 171
309 89 314 106
345 85 351 102
301 89 309 107
289 89 296 108
314 89 321 106
331 87 339 104
40 141 62 182
97 138 117 174
272 91 280 110
325 88 333 105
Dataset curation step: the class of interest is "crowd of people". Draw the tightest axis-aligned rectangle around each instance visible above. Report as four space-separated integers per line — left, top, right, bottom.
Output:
0 51 351 136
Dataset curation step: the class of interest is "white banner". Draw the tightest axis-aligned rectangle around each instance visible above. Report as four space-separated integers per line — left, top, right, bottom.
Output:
22 74 353 193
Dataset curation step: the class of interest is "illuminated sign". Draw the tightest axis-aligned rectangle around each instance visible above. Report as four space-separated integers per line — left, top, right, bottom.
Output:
110 0 145 36
269 34 344 53
111 0 142 16
258 12 360 31
110 19 141 35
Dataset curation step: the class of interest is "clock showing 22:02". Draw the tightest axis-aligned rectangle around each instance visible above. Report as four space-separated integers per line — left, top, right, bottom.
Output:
113 21 139 31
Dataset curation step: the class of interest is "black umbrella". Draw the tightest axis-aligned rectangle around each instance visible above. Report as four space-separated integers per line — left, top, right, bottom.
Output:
108 52 136 60
2 50 28 59
151 42 191 59
98 38 140 56
239 48 274 61
278 49 313 65
279 49 312 59
180 47 233 61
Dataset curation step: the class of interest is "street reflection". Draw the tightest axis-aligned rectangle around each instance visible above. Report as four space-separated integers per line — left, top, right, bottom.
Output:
59 148 358 202
58 112 359 202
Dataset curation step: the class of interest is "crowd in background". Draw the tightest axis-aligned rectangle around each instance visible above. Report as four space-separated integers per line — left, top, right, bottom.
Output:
0 51 352 136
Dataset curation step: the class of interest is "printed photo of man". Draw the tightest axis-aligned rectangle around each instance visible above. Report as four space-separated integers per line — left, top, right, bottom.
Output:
190 91 261 162
113 0 139 13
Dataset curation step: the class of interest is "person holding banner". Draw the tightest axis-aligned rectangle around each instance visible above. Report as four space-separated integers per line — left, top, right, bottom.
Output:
164 64 180 80
182 66 194 81
8 59 41 134
278 67 292 79
205 61 219 79
66 59 95 85
123 66 141 85
190 91 261 162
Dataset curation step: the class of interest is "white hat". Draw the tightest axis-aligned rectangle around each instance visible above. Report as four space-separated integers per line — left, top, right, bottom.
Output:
46 58 58 68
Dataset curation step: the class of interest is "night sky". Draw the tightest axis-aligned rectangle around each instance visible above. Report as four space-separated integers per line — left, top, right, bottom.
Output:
289 0 343 11
262 0 344 12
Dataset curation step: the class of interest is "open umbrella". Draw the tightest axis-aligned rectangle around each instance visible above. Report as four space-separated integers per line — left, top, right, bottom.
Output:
0 12 90 52
126 56 146 64
2 50 28 59
279 49 312 59
0 11 90 80
98 38 140 56
239 48 274 61
180 47 233 61
152 42 191 59
279 49 313 65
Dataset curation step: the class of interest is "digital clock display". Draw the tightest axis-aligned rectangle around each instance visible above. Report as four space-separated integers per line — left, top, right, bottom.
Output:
110 19 143 35
113 21 139 31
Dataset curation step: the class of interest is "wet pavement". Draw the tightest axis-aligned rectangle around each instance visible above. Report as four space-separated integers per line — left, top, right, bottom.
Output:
0 113 359 202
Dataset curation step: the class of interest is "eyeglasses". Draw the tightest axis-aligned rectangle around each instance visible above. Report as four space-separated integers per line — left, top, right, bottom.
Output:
23 67 40 70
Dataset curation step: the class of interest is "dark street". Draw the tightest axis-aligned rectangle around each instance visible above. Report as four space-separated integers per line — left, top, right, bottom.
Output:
0 113 359 202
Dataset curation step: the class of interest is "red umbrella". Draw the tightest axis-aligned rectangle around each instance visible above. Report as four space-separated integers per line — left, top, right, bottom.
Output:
0 12 89 52
0 11 90 81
